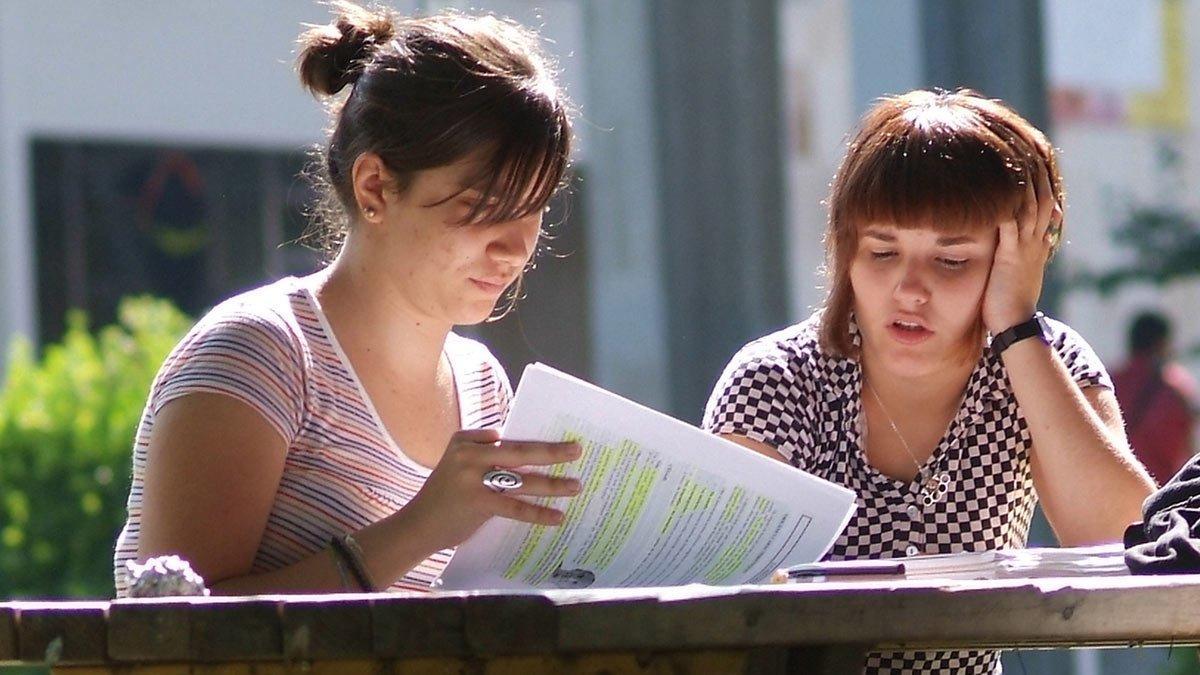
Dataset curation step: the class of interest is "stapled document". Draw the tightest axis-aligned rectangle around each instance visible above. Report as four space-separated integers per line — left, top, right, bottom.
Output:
437 364 857 590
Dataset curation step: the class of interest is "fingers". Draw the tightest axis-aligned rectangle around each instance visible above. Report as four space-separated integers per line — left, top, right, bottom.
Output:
1018 164 1038 238
1016 156 1057 244
449 429 582 505
1045 203 1064 249
486 439 583 468
1032 161 1055 241
997 218 1019 254
489 493 567 525
478 467 580 527
448 430 581 467
509 472 582 498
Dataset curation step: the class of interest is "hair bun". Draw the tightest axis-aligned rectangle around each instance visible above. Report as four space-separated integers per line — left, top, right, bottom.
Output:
297 1 396 97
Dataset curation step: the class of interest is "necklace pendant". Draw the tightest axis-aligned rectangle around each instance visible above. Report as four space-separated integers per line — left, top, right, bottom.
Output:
920 471 951 506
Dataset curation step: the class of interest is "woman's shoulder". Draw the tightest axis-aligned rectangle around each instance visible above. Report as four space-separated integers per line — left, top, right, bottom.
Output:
185 277 308 344
149 278 312 441
726 311 831 375
703 312 832 449
163 277 312 378
705 312 844 420
200 276 306 325
1041 314 1102 362
1027 314 1112 389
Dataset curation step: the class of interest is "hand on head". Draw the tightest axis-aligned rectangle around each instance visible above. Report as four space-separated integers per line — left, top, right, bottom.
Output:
982 157 1062 334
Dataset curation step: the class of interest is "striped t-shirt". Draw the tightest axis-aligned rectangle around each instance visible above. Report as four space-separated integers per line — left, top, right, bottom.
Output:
114 275 512 596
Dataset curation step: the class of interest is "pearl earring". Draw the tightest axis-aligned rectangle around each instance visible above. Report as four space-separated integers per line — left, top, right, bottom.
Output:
363 207 377 219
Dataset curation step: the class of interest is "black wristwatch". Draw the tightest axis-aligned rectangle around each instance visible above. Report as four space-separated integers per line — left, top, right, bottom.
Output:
991 312 1052 356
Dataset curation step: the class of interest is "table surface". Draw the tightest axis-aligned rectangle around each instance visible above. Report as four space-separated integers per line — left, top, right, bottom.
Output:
3 575 1200 667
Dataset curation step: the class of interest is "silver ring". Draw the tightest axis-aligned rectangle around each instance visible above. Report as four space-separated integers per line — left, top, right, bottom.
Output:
482 469 523 493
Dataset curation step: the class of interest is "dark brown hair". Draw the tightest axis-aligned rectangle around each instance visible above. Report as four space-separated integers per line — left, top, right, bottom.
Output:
296 1 573 258
819 89 1065 358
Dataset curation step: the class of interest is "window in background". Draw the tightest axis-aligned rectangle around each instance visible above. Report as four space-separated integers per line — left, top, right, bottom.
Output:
31 140 322 345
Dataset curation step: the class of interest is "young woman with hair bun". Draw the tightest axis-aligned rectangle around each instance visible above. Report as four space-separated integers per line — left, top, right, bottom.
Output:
114 1 579 595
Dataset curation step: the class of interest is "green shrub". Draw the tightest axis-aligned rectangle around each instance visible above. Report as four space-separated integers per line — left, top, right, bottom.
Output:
0 297 192 598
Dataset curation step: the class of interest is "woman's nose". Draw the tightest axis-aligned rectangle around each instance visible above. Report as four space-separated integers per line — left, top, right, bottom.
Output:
893 262 930 306
488 212 541 266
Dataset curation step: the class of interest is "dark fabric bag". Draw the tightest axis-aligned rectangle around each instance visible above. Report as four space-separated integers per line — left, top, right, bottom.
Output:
1125 454 1200 574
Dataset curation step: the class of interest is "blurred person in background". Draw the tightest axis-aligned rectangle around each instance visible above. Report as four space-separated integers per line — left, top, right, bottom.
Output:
114 1 581 596
705 89 1154 675
1112 311 1198 485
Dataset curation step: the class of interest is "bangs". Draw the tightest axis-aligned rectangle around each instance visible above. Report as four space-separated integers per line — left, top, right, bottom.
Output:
461 99 572 225
838 101 1033 236
820 89 1063 359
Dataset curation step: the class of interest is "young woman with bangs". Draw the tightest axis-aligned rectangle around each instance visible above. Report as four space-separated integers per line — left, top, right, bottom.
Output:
704 89 1154 674
114 2 581 595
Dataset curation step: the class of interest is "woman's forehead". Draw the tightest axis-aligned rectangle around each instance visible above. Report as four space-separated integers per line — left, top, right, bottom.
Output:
857 220 996 243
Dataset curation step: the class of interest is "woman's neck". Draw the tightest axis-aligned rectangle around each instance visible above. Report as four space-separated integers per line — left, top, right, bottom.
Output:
309 238 451 385
859 349 976 420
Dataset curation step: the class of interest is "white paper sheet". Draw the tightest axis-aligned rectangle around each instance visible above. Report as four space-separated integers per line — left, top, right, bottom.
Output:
437 364 857 590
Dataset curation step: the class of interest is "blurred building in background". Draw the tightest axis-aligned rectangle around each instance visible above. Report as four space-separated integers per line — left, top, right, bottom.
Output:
0 2 1197 672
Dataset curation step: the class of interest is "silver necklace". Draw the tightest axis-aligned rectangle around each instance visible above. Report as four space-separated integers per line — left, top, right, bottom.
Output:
865 380 951 506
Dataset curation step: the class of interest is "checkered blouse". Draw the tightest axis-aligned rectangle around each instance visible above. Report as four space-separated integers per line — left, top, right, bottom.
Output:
703 312 1111 675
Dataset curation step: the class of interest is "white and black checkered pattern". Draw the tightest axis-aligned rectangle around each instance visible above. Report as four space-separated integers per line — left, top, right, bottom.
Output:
703 312 1111 675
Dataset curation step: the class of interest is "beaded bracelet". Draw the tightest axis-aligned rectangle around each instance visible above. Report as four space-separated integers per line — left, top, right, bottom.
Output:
329 532 377 592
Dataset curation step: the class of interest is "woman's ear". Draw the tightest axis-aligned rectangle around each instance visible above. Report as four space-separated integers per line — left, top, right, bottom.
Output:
350 153 392 223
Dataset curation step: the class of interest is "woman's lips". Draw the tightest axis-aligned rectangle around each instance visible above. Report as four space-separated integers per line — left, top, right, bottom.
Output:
470 277 508 293
886 320 934 345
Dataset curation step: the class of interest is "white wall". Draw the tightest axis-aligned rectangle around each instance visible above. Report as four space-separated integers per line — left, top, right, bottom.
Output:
0 1 334 356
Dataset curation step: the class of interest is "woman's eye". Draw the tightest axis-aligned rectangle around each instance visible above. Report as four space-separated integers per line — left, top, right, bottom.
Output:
452 199 493 225
937 257 969 270
456 196 501 217
869 250 896 261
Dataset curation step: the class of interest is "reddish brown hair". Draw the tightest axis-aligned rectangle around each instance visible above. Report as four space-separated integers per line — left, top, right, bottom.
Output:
819 89 1064 357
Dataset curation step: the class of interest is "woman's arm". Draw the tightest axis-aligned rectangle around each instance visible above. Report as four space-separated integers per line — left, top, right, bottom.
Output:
138 393 580 594
138 392 346 593
1002 340 1152 546
721 434 790 464
983 161 1152 547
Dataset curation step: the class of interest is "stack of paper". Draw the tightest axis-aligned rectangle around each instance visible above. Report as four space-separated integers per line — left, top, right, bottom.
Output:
908 544 1129 580
776 544 1129 583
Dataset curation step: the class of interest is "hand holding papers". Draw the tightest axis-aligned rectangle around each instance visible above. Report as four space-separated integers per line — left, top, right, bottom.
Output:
437 364 857 590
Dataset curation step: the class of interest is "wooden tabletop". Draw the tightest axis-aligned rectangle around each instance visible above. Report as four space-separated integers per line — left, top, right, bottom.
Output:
3 575 1200 668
